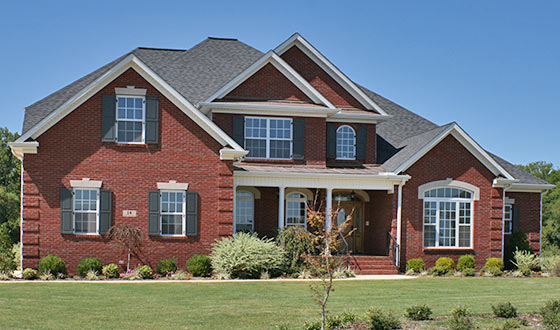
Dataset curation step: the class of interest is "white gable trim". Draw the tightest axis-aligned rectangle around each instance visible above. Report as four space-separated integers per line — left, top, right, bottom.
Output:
202 50 335 109
16 55 246 159
394 123 515 180
274 33 389 116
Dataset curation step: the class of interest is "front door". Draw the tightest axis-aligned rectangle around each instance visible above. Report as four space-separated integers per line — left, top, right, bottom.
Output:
336 201 364 254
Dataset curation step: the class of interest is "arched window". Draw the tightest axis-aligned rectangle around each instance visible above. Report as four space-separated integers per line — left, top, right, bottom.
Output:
235 191 254 233
422 186 474 248
336 125 356 160
286 192 307 227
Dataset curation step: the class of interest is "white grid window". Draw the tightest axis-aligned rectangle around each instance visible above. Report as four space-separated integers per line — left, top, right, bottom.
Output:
235 191 254 233
504 204 513 234
116 96 145 143
423 187 473 248
286 192 306 227
245 117 292 159
73 189 99 234
336 125 356 160
161 191 186 236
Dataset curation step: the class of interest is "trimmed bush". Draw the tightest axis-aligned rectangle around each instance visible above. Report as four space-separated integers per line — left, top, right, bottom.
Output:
512 249 539 276
367 307 400 330
405 304 432 321
449 306 474 330
457 255 475 272
435 257 455 271
136 265 153 279
492 302 518 318
485 257 505 271
462 268 475 277
22 268 38 280
102 264 120 279
156 257 177 275
406 258 425 273
211 232 286 279
76 257 103 277
496 319 523 330
326 312 358 329
186 254 212 277
38 255 66 275
429 265 453 276
541 299 560 330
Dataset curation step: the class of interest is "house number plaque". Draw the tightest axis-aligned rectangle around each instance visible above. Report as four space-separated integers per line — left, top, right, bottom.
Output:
123 210 137 217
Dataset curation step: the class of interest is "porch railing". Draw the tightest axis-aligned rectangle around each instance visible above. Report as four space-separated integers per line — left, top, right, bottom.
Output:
386 232 399 266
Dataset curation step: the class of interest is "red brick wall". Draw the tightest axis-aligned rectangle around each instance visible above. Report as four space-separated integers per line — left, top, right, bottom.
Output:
327 122 376 165
281 46 365 110
505 192 541 253
225 63 312 102
401 135 504 270
22 68 234 274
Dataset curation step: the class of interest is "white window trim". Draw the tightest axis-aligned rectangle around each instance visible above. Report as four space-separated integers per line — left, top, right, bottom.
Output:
335 125 356 160
116 95 146 144
160 190 186 237
115 86 147 96
504 204 513 235
70 178 102 189
234 190 255 233
422 193 474 249
73 188 100 235
285 191 307 228
157 180 189 191
418 179 480 200
244 116 293 160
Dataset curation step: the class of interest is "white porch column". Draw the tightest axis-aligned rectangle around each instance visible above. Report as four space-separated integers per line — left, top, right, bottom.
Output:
325 187 333 231
278 186 285 231
396 181 403 268
232 185 237 234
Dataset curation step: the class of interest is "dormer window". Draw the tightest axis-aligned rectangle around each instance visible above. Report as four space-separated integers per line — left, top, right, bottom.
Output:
116 96 145 143
244 117 292 159
336 125 356 160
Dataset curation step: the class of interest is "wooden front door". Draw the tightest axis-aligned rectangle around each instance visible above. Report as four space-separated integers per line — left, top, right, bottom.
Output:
335 201 365 254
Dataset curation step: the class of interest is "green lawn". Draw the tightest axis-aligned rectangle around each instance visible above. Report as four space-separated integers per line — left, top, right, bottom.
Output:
1 277 559 329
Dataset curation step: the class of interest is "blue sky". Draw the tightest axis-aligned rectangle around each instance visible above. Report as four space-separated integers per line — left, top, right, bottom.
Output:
1 1 558 165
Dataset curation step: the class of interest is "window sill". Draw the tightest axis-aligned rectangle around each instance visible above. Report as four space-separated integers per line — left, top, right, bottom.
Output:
423 247 474 252
104 142 148 148
63 233 103 240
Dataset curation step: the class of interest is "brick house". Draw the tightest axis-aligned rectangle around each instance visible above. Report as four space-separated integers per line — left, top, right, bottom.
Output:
9 33 553 274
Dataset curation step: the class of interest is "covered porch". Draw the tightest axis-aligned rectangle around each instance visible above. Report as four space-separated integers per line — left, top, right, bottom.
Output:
232 164 410 267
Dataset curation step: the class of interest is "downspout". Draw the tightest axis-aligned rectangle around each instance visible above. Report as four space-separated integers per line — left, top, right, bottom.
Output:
540 192 543 256
19 157 24 272
395 178 406 268
501 184 512 260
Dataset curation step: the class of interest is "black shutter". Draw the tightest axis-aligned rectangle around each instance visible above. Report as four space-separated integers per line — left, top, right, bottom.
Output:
292 118 305 160
101 95 116 142
512 204 520 233
60 188 73 234
148 191 160 235
356 125 367 160
145 96 159 144
326 123 336 159
98 190 112 235
232 116 245 147
185 191 198 236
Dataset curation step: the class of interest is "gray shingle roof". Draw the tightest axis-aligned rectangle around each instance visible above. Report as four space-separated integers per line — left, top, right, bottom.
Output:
21 37 544 185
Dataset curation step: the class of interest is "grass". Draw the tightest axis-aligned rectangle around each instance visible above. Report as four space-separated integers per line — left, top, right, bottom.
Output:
0 277 559 329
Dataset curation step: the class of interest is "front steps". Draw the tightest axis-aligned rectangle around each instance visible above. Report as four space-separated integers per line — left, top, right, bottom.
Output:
348 255 399 275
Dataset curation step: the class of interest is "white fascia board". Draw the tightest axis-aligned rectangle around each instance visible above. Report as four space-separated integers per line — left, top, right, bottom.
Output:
507 183 556 192
274 33 389 116
200 101 338 117
16 55 244 152
202 51 335 109
394 124 515 180
326 112 392 124
8 141 39 160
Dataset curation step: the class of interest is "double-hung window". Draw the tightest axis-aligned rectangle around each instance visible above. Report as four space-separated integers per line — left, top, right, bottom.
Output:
160 191 186 236
286 192 307 227
73 188 99 234
245 117 292 159
116 96 145 143
504 204 513 234
235 191 255 233
423 187 473 248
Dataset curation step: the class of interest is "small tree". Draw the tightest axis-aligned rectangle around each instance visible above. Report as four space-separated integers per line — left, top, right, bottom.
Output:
304 202 354 330
106 225 144 272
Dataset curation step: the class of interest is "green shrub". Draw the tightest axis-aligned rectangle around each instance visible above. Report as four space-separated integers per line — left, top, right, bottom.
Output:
504 231 532 269
485 257 505 271
38 255 66 275
542 255 560 276
449 306 474 330
366 307 400 330
429 265 453 276
326 312 358 329
211 232 286 279
513 249 539 276
406 258 425 273
102 264 120 279
136 265 153 279
22 268 38 280
495 319 523 330
435 257 455 271
405 304 432 320
156 257 177 275
492 302 518 318
0 244 16 274
277 226 315 273
85 270 99 280
76 257 103 277
462 268 475 277
457 255 475 272
186 254 212 277
541 299 560 330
